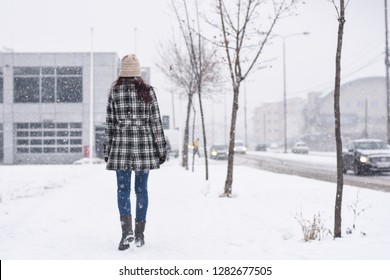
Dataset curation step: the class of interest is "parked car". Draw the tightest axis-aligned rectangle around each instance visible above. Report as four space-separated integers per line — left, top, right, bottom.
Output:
234 140 247 154
343 139 390 175
255 144 267 152
210 144 228 160
292 141 309 154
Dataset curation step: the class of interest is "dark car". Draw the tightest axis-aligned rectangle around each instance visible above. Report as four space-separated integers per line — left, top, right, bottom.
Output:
343 139 390 175
210 144 228 160
255 144 267 151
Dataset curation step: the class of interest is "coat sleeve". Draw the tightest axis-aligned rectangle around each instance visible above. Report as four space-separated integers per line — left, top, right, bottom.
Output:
104 91 116 158
149 87 167 158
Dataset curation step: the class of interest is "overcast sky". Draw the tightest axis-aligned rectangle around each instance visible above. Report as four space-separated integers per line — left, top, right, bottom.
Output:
1 0 387 141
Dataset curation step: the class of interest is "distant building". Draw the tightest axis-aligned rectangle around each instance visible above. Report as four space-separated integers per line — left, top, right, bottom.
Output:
304 76 386 150
0 52 151 164
253 76 387 151
252 96 306 148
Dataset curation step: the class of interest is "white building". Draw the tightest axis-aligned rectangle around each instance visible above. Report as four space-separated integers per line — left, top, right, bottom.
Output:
252 96 306 148
0 52 121 164
253 76 387 151
304 76 387 150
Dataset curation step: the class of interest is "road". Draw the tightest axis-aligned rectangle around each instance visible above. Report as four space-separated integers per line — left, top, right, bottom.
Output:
235 151 390 192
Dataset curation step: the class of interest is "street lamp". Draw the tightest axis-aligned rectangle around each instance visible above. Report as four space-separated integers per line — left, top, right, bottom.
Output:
279 32 310 153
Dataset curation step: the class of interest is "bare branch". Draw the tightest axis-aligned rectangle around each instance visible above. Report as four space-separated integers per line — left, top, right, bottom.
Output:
221 0 238 32
242 0 285 79
218 0 236 85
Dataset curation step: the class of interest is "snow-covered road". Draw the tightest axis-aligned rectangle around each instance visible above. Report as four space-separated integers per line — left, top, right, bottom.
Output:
241 151 390 192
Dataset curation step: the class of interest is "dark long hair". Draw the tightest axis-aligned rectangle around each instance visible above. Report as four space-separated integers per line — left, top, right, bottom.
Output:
111 77 151 103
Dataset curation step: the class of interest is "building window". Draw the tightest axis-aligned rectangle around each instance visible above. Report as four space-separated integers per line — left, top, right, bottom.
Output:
13 66 83 103
357 101 364 108
42 77 55 103
57 77 82 102
15 122 83 154
14 77 40 102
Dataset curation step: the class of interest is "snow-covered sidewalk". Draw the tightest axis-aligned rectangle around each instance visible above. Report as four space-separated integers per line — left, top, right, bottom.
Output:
0 158 389 259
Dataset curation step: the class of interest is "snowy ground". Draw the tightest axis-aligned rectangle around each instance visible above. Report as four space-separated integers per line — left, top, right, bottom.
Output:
0 157 389 260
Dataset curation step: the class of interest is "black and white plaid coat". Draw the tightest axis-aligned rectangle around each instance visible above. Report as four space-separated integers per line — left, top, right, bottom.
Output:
104 82 166 171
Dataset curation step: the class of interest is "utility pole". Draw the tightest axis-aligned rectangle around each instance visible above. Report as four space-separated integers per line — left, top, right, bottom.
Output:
363 98 368 138
282 36 287 153
385 0 390 144
279 32 310 153
171 92 176 129
224 93 227 145
263 112 267 144
134 27 138 54
89 27 94 159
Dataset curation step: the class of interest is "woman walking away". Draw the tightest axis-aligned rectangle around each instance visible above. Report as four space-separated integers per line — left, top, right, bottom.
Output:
104 54 167 250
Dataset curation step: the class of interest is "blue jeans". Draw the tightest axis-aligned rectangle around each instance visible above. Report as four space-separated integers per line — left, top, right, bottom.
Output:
116 169 149 223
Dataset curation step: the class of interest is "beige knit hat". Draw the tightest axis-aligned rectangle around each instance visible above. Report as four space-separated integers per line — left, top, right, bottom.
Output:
119 54 141 77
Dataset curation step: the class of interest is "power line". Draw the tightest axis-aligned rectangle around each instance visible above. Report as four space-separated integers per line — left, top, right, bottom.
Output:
287 50 384 98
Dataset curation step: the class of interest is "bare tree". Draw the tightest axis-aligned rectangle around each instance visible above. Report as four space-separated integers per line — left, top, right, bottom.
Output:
172 0 222 179
156 37 197 170
330 0 348 238
213 0 297 197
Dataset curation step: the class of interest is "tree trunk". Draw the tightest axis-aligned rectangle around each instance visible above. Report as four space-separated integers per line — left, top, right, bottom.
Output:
182 93 194 169
385 0 390 144
333 0 346 238
198 86 209 180
191 104 196 172
223 84 240 197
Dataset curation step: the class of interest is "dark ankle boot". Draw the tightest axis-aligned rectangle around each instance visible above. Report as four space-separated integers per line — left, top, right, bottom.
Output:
134 221 145 247
118 215 134 251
